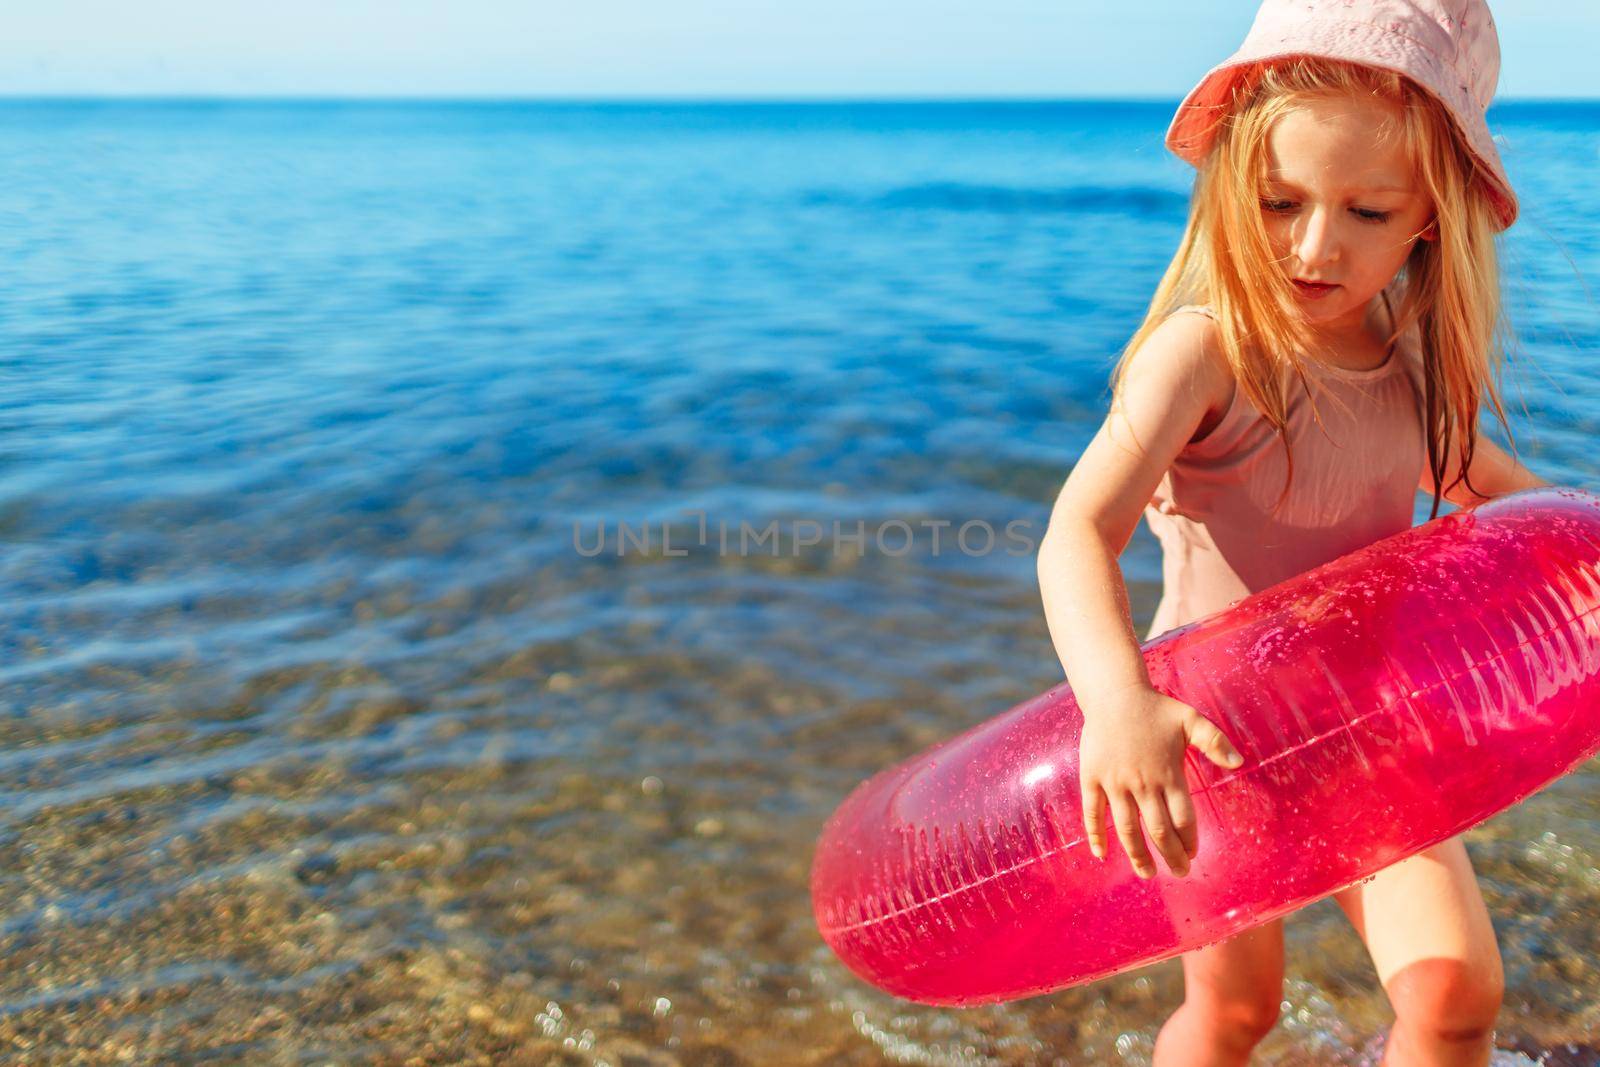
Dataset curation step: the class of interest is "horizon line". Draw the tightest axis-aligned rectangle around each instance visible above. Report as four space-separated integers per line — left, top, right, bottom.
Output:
0 92 1592 105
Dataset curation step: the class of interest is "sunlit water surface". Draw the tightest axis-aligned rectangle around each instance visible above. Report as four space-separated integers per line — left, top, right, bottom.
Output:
1 100 1598 1064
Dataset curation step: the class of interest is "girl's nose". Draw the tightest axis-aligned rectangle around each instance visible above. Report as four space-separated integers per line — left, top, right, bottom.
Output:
1293 206 1340 270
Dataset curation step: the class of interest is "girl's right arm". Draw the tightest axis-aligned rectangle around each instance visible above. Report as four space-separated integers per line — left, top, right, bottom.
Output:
1036 311 1246 880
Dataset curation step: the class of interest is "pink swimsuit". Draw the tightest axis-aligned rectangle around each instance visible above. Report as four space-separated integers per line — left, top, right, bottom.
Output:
1142 303 1427 640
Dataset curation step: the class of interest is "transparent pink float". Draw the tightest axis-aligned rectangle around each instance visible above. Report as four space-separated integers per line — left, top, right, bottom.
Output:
811 487 1600 1005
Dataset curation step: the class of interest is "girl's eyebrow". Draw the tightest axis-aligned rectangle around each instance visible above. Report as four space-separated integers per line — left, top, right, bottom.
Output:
1264 176 1414 195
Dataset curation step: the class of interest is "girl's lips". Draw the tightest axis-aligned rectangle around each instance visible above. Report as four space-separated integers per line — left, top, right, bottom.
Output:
1293 279 1338 298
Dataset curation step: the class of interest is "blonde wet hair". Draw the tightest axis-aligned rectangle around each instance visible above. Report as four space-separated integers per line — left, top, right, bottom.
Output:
1113 55 1517 520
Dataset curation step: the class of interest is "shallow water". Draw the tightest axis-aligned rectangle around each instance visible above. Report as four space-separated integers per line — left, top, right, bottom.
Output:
0 99 1597 1064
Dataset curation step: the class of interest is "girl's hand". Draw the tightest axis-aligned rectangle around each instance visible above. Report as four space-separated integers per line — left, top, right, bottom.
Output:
1077 687 1245 879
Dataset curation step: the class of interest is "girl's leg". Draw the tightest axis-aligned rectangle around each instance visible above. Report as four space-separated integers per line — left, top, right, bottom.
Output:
1332 834 1505 1067
1153 917 1285 1067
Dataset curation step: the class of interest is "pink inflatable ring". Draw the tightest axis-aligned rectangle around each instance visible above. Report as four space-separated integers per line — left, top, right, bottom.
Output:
811 487 1600 1005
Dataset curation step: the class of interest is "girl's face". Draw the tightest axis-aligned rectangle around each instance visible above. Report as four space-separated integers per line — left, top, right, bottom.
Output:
1258 93 1437 345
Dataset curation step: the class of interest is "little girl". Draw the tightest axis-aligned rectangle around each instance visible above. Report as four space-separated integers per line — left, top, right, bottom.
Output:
1036 1 1549 1064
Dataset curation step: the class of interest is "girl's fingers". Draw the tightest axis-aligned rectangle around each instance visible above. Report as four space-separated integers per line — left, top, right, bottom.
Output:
1164 784 1200 862
1108 792 1153 878
1135 790 1189 877
1187 714 1245 769
1081 781 1107 860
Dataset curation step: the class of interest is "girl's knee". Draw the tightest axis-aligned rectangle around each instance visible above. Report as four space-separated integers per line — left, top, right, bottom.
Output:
1187 992 1282 1043
1387 956 1504 1041
1175 921 1286 1049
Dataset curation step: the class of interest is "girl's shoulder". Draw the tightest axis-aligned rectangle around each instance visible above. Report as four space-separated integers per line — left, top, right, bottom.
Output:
1165 295 1421 384
1154 304 1237 446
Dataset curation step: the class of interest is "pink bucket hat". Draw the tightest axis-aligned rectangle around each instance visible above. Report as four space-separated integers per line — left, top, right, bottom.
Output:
1165 0 1518 230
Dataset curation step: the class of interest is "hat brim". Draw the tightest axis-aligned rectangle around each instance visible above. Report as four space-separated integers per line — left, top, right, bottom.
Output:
1165 25 1518 231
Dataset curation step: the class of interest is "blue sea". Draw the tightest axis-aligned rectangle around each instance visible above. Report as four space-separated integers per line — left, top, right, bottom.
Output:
1 99 1598 1064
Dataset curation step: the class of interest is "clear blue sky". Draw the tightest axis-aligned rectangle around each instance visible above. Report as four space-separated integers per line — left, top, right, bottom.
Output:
1 1 1592 100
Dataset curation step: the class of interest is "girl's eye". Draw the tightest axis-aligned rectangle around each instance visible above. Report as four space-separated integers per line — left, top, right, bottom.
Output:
1258 199 1392 224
